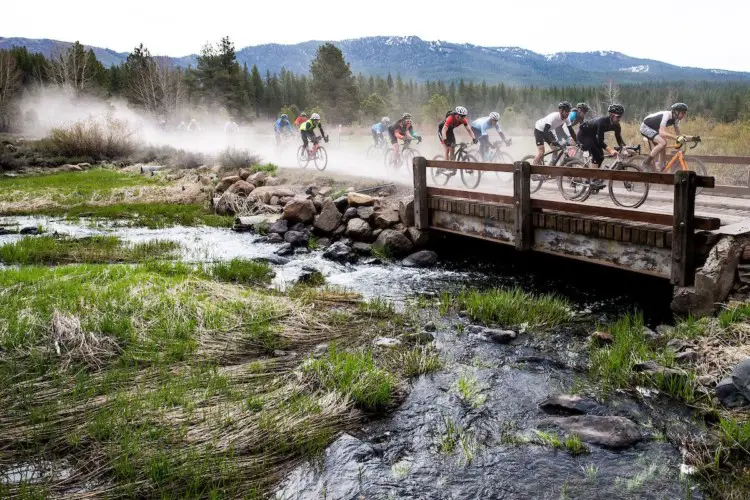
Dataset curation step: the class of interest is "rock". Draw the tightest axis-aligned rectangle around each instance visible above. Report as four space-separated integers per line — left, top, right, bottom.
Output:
264 176 278 186
323 242 358 264
77 162 91 169
347 192 376 207
233 215 280 233
268 219 288 235
334 196 349 212
317 238 331 248
374 210 401 229
267 233 283 244
372 229 382 240
282 199 316 224
270 195 280 206
697 375 714 386
19 226 41 235
398 199 415 227
538 415 642 448
319 187 332 196
313 200 342 233
675 350 699 363
305 184 320 196
362 257 382 265
539 394 601 415
331 224 347 241
289 222 307 233
632 360 687 384
373 337 401 348
216 175 240 192
402 250 438 268
214 193 235 216
731 358 750 401
239 168 251 180
407 227 429 247
590 331 614 346
312 195 324 212
280 196 294 206
694 236 742 313
484 328 517 344
642 326 659 341
284 231 309 247
255 236 269 243
408 331 435 343
275 243 294 256
255 255 290 265
297 267 324 285
0 227 11 235
345 218 373 242
356 206 376 222
465 325 484 335
716 377 750 408
226 180 255 196
248 171 268 186
294 247 310 255
373 229 413 257
666 338 692 352
671 286 714 319
352 242 372 255
423 321 437 332
262 192 273 204
343 207 358 221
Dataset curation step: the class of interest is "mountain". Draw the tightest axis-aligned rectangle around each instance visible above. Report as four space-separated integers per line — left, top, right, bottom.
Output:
2 35 748 85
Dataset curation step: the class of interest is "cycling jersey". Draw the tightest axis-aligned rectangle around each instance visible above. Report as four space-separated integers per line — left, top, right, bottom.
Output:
371 123 387 134
643 111 678 131
440 114 469 130
471 116 503 137
274 118 292 133
568 110 586 126
294 116 307 127
578 116 625 150
300 120 319 132
535 112 575 142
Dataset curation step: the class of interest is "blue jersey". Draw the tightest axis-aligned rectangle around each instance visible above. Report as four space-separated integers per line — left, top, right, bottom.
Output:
274 118 292 132
371 123 387 134
471 116 502 137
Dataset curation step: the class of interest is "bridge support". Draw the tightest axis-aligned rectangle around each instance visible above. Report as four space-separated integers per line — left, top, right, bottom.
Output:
514 161 533 251
413 156 429 230
672 171 697 286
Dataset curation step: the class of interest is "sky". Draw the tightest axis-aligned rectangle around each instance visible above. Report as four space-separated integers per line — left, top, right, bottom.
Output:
3 0 748 72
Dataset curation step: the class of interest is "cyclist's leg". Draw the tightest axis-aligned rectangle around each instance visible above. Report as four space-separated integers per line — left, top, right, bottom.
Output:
275 130 281 145
445 129 456 161
301 131 310 151
390 133 400 163
371 130 379 146
532 129 546 164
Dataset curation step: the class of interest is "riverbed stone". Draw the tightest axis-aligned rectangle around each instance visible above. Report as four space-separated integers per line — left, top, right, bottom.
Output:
346 218 373 242
323 242 357 264
675 350 699 363
731 358 750 401
538 415 642 448
216 175 240 192
268 219 288 235
316 237 331 248
19 226 41 235
352 242 372 255
484 328 517 344
215 193 235 216
275 243 294 256
248 171 267 186
671 286 715 319
398 199 415 227
717 377 750 408
590 331 614 346
539 394 601 415
374 210 401 229
373 337 401 348
347 192 376 207
373 229 413 257
270 195 280 206
284 231 309 247
356 206 376 222
402 250 438 268
407 227 429 247
632 360 687 384
343 207 358 221
238 168 251 180
226 180 255 196
313 200 342 234
233 214 280 233
267 233 283 244
282 199 317 224
334 196 349 212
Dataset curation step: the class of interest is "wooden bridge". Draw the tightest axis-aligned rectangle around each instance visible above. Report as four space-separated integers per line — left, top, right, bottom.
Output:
411 157 750 287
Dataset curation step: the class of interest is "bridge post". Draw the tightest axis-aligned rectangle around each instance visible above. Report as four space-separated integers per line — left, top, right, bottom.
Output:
514 161 533 251
413 156 429 230
672 170 697 286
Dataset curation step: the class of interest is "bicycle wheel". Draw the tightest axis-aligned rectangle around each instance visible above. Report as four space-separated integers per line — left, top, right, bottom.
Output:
686 157 708 195
493 151 514 181
557 158 591 202
460 154 482 189
401 148 417 171
314 146 328 171
521 154 545 194
366 145 380 159
430 155 452 186
296 146 309 169
384 149 398 171
609 162 650 208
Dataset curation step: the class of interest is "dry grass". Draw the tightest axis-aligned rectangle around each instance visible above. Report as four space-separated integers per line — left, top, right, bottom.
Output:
40 117 137 160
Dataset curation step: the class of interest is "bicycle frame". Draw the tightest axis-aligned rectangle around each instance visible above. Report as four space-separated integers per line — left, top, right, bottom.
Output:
663 138 699 172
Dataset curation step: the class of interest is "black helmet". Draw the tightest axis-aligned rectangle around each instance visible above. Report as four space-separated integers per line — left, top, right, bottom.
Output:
558 101 572 111
576 102 590 111
671 102 688 113
608 104 625 115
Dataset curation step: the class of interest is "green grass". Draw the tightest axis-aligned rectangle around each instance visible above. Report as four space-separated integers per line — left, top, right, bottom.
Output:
718 303 750 328
210 259 274 286
564 434 589 456
304 345 397 411
357 297 396 319
393 346 442 377
453 287 572 329
0 235 179 265
454 371 487 408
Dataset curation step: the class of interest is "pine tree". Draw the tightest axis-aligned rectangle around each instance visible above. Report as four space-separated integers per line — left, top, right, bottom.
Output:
309 43 359 124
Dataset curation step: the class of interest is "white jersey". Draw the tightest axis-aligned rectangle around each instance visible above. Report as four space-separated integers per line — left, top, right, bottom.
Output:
535 112 572 138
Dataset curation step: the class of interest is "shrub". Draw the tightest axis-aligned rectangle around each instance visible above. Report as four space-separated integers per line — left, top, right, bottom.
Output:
41 117 137 160
218 147 262 169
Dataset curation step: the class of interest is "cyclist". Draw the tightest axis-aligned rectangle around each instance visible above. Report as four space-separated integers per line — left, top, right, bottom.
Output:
388 113 422 166
555 102 590 144
274 114 293 145
577 104 627 169
532 102 576 165
371 117 390 147
639 102 690 171
294 112 308 127
224 117 239 134
300 112 328 153
438 106 477 161
186 118 201 133
471 111 510 161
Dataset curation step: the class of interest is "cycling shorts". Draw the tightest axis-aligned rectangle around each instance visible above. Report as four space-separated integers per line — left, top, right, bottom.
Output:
437 124 456 146
639 122 659 140
534 128 556 146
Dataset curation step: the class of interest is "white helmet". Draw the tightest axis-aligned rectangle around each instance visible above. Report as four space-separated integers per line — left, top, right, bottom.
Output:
382 117 391 124
489 111 500 121
310 113 321 120
455 106 468 116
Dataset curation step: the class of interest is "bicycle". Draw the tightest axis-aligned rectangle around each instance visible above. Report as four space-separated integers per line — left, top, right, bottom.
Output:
297 136 328 171
521 144 578 194
485 139 514 180
650 136 707 194
558 145 649 208
431 142 480 189
366 138 389 159
384 138 421 172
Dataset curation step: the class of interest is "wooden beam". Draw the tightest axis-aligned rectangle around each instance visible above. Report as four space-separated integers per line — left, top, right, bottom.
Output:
672 170 697 286
514 161 533 250
413 156 429 230
528 165 714 188
426 187 514 205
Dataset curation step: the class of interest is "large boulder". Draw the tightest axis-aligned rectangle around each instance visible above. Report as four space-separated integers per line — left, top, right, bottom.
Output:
345 218 373 242
694 236 742 312
407 227 429 247
282 198 317 224
216 175 240 192
537 415 642 448
313 200 343 234
284 231 309 247
716 377 750 408
402 250 438 268
233 214 280 233
374 210 401 229
352 242 372 256
238 168 251 180
215 193 236 216
731 358 750 401
248 171 268 186
356 206 376 222
323 242 358 264
398 199 415 227
671 286 714 319
347 192 377 207
373 229 413 257
226 180 255 196
268 219 288 235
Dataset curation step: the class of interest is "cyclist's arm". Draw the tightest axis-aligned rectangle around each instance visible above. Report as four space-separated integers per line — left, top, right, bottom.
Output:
614 124 626 148
318 123 326 137
566 124 577 144
464 122 476 140
658 113 678 140
441 123 450 143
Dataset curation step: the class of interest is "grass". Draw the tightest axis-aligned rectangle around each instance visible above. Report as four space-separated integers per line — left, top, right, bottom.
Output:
210 258 274 286
581 463 598 482
453 287 572 329
439 416 460 454
454 371 487 408
218 147 262 169
392 346 442 378
564 434 589 456
533 430 562 449
40 117 137 160
0 235 179 265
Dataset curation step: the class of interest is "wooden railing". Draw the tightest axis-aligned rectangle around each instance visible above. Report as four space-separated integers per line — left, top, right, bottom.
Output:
412 157 718 286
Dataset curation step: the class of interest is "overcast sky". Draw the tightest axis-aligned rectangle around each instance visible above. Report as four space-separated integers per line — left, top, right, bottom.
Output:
4 0 748 72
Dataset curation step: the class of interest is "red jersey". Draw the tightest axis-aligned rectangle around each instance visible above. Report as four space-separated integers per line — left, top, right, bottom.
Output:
294 116 308 126
444 114 468 129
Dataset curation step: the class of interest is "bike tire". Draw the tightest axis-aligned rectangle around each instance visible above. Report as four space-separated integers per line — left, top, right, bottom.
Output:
402 148 418 171
384 149 399 171
687 157 708 195
521 154 545 194
430 154 452 186
314 146 328 171
296 146 309 169
493 151 514 180
460 154 482 189
557 158 591 202
366 145 380 159
609 162 650 209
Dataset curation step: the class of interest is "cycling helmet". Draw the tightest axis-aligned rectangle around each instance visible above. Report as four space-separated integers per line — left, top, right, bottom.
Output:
401 112 412 120
489 111 500 121
671 102 688 113
280 114 288 119
310 113 321 120
300 112 307 117
558 101 572 111
382 117 391 125
608 104 625 115
455 106 468 116
576 102 590 111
